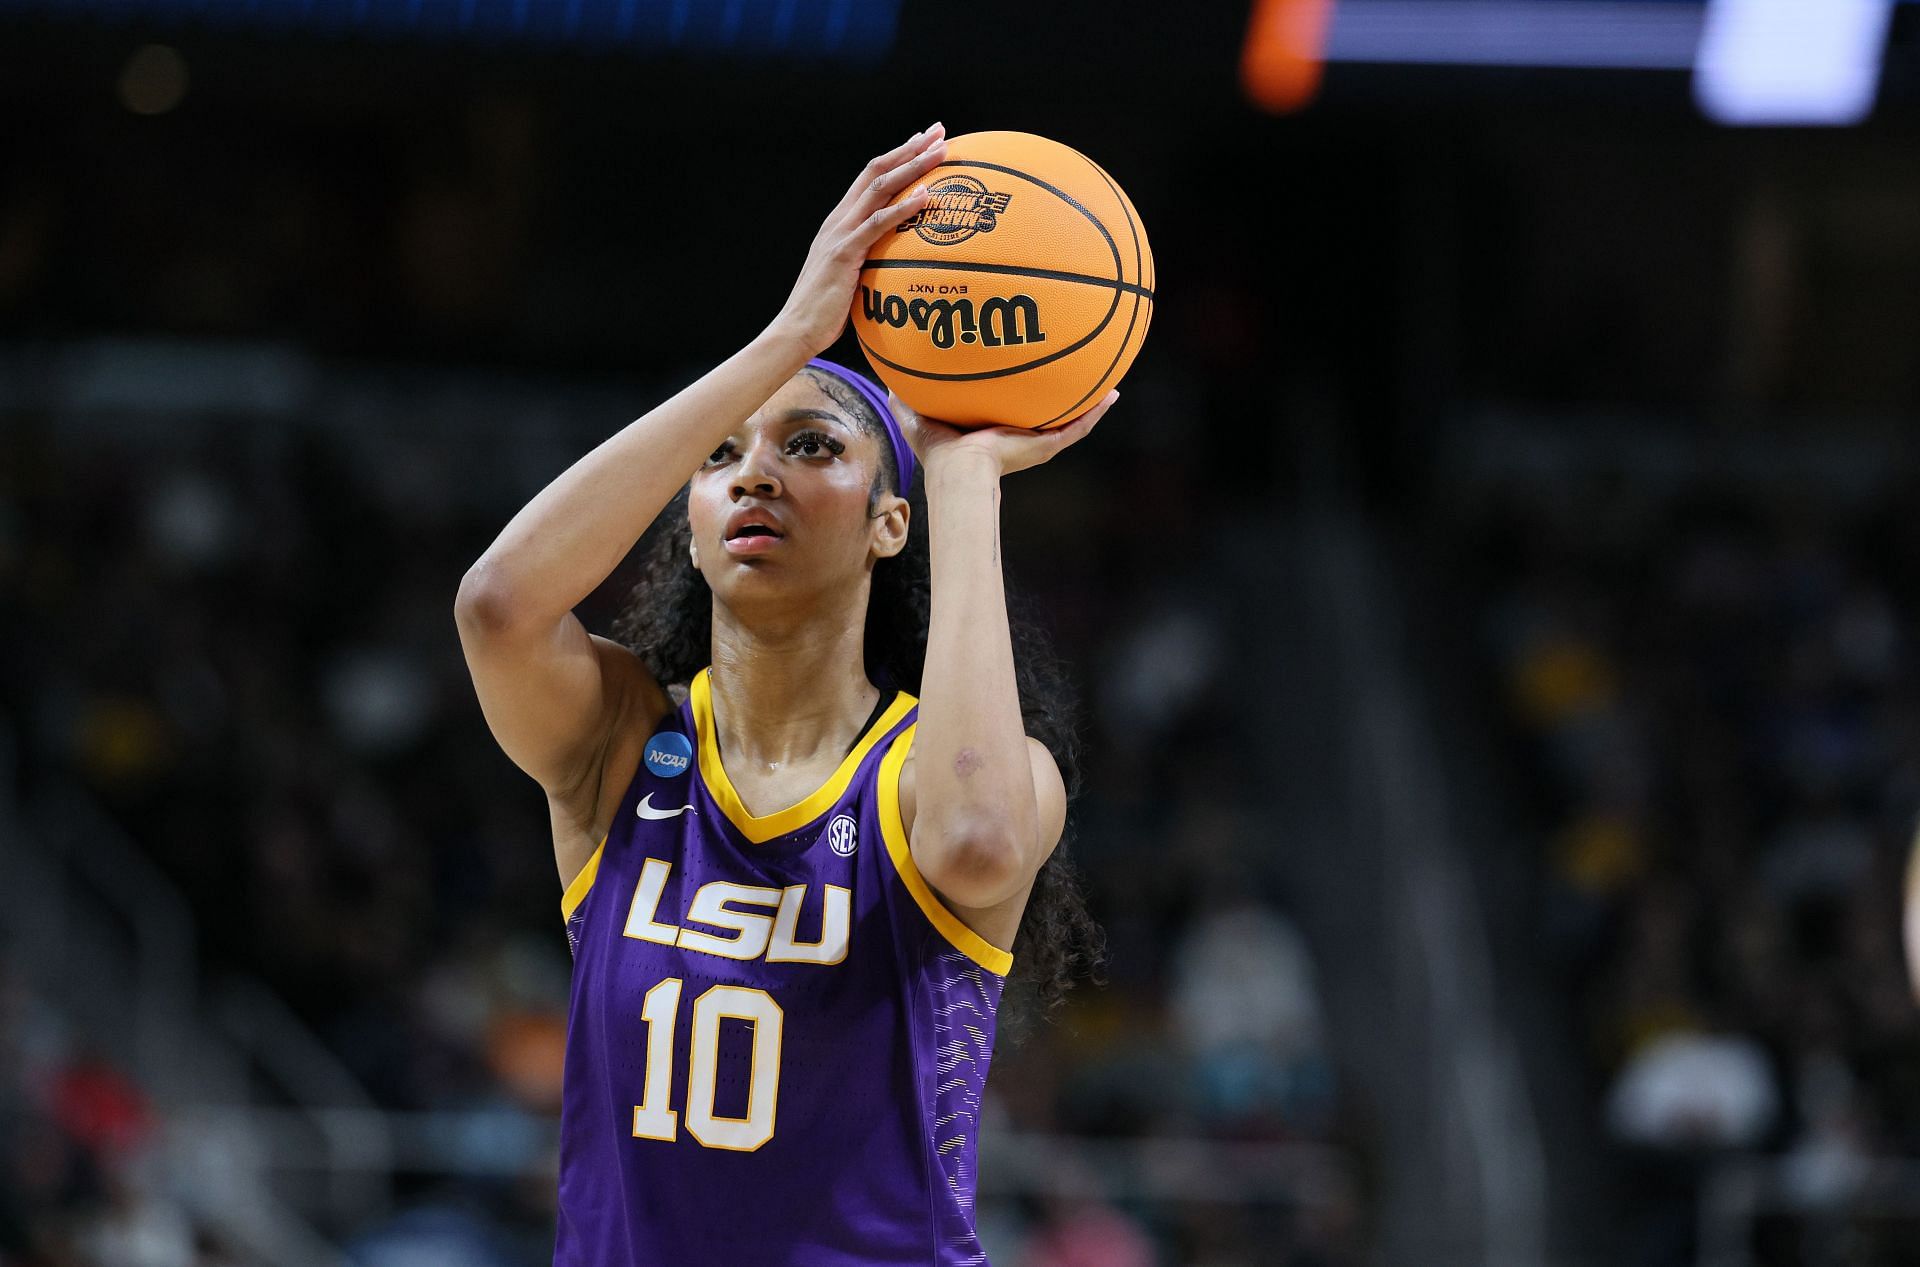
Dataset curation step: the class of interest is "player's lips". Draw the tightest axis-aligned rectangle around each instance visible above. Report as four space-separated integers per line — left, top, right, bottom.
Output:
724 507 786 555
723 531 784 556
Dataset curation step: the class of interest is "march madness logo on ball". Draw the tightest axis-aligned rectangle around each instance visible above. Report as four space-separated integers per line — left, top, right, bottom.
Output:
899 175 1013 245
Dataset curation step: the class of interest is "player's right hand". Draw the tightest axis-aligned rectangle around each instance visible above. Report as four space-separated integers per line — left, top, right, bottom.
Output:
768 124 948 357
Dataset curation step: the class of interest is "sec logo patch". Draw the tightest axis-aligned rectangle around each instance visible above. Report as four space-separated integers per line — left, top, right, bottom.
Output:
644 731 693 778
826 813 858 857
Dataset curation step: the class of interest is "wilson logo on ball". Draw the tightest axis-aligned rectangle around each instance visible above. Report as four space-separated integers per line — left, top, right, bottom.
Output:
860 287 1046 350
898 175 1013 245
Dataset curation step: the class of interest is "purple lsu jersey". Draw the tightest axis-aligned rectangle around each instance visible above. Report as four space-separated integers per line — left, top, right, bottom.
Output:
554 666 1014 1266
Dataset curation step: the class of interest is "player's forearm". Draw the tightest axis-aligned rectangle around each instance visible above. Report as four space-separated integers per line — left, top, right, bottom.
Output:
912 451 1040 881
459 326 813 622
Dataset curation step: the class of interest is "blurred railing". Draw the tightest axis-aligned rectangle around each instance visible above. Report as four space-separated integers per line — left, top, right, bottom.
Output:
199 1104 1358 1209
0 712 375 1267
23 783 212 1103
1277 495 1549 1263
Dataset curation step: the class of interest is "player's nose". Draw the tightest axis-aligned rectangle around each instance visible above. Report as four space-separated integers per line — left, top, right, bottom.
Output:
730 437 783 500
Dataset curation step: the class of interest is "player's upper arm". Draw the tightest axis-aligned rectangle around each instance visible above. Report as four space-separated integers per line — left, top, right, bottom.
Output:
900 735 1067 908
454 570 668 799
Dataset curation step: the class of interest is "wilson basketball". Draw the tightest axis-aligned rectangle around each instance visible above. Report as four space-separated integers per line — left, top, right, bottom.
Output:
851 130 1154 430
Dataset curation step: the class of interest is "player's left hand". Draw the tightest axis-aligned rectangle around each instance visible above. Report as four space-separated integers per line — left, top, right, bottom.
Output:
890 389 1118 479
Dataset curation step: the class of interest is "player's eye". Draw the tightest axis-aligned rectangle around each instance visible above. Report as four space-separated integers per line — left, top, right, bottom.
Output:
704 442 734 466
787 430 845 459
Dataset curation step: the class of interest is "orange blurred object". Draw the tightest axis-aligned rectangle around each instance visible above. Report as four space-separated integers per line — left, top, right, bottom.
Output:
488 1011 570 1111
1241 0 1334 114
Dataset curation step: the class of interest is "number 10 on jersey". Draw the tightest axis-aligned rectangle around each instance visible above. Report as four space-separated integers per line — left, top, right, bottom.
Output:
630 978 784 1151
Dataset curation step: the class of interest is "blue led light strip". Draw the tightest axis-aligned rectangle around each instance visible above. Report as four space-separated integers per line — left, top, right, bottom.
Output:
0 0 901 59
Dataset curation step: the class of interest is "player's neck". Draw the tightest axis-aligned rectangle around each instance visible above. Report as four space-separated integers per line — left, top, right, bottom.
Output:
707 594 883 770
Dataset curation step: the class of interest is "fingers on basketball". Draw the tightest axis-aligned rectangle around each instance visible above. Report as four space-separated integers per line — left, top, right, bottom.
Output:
840 126 946 223
1039 390 1118 438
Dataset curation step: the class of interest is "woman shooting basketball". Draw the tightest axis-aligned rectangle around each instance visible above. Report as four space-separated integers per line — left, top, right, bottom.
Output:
454 123 1111 1264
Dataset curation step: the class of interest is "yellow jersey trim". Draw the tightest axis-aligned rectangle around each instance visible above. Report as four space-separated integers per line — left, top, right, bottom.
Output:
560 835 606 922
691 666 918 844
877 723 1015 976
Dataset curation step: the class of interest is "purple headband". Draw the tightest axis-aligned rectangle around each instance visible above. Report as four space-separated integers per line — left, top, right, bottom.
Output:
806 356 916 497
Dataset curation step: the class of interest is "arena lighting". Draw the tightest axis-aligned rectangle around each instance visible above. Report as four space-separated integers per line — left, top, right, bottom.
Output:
1332 0 1707 67
1241 0 1336 112
0 0 900 58
1243 0 1902 126
1695 0 1894 125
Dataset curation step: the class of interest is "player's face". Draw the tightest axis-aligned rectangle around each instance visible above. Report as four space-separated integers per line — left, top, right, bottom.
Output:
686 377 907 609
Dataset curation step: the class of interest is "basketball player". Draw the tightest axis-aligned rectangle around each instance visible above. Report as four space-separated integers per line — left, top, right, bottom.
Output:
454 123 1113 1264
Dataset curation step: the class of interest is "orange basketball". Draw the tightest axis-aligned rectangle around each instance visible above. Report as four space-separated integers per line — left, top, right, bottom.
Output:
850 130 1154 430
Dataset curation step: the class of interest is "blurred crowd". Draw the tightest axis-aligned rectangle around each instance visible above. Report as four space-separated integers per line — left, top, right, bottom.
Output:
0 360 1362 1266
1468 468 1920 1264
0 954 237 1267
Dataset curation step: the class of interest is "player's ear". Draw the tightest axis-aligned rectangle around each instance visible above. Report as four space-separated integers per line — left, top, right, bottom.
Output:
871 493 909 560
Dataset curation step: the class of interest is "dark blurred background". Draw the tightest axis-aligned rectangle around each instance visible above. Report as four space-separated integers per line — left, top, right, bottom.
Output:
5 1 1920 1263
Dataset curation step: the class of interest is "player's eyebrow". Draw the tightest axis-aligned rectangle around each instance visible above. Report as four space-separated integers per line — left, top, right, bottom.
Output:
779 407 851 433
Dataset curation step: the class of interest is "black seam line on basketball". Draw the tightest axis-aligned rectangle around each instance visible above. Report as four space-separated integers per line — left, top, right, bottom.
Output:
1044 156 1146 427
861 156 1124 383
1043 159 1145 426
1090 155 1154 292
1092 154 1154 293
859 258 1154 302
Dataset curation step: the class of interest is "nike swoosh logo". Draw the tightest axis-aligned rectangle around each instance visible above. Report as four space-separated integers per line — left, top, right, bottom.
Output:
636 793 692 821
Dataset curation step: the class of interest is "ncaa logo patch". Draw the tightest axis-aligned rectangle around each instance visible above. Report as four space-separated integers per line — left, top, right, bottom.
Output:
644 730 693 779
825 813 859 857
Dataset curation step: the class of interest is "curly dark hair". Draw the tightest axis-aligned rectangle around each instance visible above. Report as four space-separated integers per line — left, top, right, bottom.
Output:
610 365 1106 1035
